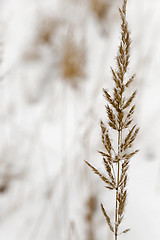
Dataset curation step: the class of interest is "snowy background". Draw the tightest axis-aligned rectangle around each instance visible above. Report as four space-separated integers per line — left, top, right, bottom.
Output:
0 0 160 239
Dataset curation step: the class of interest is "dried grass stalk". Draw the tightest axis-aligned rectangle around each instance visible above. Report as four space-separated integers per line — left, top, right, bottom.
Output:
89 0 110 21
60 33 86 87
85 0 139 239
85 195 96 240
36 17 59 45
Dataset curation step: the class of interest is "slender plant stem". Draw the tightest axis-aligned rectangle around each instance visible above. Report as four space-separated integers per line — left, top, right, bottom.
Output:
115 186 118 240
85 1 139 238
115 123 122 240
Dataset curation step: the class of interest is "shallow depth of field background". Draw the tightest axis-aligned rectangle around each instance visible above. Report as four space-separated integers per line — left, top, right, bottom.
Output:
0 0 160 239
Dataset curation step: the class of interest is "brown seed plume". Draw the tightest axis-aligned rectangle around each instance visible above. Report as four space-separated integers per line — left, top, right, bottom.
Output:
60 33 86 86
89 0 110 21
85 0 139 239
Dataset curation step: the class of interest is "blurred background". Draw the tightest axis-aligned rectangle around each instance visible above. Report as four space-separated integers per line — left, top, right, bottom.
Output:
0 0 160 239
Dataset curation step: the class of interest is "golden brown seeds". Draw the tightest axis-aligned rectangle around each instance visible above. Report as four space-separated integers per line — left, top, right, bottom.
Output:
106 105 118 130
121 228 130 234
123 90 136 110
110 67 122 89
125 74 135 88
85 0 139 238
101 203 114 232
103 158 115 186
121 125 136 151
103 89 118 110
85 161 115 189
122 149 139 160
100 121 113 156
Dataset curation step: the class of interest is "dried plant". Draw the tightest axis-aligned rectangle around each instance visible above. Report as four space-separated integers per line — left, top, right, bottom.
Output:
85 195 97 240
85 0 139 239
23 17 60 62
35 17 59 45
89 0 110 21
60 33 86 87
